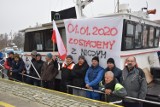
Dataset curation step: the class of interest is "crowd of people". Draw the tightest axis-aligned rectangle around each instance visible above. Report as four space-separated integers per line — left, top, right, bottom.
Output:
1 50 148 107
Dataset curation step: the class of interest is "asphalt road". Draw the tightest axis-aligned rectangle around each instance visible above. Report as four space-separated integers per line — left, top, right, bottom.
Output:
0 92 49 107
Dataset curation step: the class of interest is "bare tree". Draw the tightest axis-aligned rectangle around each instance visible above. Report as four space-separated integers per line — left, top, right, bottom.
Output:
0 33 8 50
12 32 24 49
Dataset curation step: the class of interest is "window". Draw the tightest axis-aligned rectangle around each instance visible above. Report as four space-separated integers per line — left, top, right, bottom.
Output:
125 37 134 49
154 29 160 47
142 26 149 48
122 22 135 50
127 23 134 36
34 32 43 50
122 19 159 51
148 27 154 47
135 24 142 48
60 28 66 46
44 30 54 51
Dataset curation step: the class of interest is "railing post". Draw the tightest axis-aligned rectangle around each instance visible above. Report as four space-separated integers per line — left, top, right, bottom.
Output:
67 85 69 94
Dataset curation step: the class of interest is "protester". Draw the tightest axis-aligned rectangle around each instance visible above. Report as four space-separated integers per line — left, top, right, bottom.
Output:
72 55 89 97
11 54 25 81
26 50 37 84
85 56 104 100
41 53 58 89
104 58 122 82
24 57 31 82
99 71 127 105
60 55 75 93
4 51 14 79
30 53 44 86
122 56 147 107
31 50 37 62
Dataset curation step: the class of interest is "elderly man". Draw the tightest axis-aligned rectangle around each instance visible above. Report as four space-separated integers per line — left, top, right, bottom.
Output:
99 71 127 105
122 56 147 107
41 53 58 89
85 56 104 100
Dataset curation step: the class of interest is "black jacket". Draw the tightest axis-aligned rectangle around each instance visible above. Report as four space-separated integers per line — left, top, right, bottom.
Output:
72 61 89 88
104 66 122 82
30 60 44 78
61 62 75 82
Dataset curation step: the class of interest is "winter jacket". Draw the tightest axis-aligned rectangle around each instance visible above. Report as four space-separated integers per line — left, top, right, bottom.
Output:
85 65 104 89
61 62 75 82
104 67 122 82
4 57 14 70
53 59 58 70
30 60 44 78
121 67 147 102
99 78 127 103
72 61 89 88
12 59 25 73
41 61 58 81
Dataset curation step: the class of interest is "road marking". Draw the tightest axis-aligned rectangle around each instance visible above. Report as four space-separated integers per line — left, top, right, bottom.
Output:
0 102 15 107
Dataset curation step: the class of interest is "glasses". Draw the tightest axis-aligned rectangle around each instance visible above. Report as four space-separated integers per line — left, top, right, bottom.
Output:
127 60 135 63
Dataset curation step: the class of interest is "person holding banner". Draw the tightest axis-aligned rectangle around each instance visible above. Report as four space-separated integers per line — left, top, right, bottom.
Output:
72 55 89 97
85 56 104 100
30 53 44 86
122 56 147 107
104 58 122 82
60 55 75 93
11 54 25 81
41 53 58 89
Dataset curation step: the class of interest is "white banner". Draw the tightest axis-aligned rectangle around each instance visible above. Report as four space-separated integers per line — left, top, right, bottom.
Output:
64 17 123 68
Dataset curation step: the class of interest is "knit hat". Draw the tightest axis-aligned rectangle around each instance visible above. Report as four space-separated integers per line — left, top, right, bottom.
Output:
8 51 14 55
78 55 85 60
107 58 115 65
31 50 37 56
46 53 53 59
92 56 99 62
36 53 41 57
66 55 73 60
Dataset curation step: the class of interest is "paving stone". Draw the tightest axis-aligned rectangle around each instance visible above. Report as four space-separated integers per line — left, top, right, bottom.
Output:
0 79 118 107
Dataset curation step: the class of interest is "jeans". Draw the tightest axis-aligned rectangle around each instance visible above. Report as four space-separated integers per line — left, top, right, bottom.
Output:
86 91 100 100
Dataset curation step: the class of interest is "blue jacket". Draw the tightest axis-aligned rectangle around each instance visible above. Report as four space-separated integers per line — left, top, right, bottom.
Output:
12 59 25 73
85 65 104 89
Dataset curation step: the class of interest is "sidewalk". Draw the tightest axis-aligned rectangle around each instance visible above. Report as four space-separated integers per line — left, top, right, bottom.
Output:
0 79 121 107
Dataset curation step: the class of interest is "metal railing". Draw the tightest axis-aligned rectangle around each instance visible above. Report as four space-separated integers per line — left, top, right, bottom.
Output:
67 85 160 105
0 58 42 82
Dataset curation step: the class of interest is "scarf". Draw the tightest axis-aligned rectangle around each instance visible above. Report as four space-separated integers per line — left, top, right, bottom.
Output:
105 78 117 91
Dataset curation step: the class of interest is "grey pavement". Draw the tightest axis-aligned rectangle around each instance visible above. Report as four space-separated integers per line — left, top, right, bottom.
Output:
0 79 121 107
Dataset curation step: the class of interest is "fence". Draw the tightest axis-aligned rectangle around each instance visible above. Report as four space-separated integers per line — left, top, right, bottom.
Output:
67 85 160 105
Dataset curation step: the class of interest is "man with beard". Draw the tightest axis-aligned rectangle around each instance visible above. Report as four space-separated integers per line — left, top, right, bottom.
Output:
121 56 147 107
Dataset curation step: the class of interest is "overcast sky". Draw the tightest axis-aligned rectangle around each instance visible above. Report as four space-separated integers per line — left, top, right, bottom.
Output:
0 0 160 34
